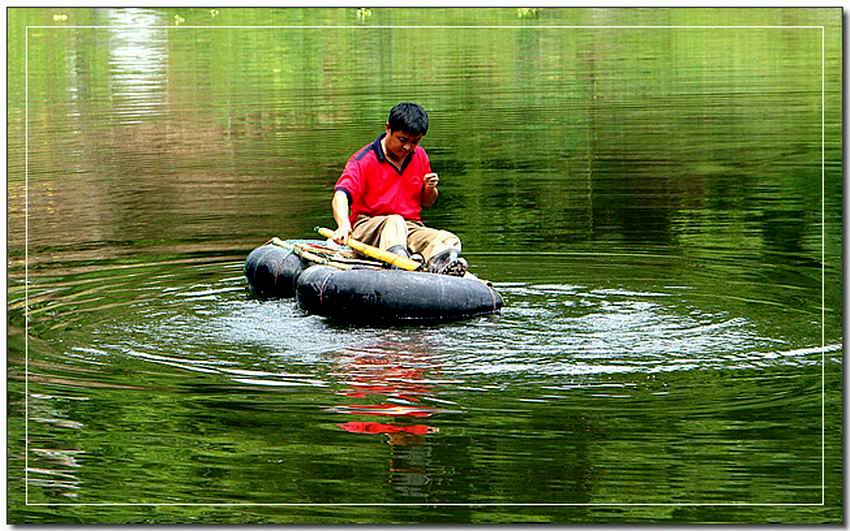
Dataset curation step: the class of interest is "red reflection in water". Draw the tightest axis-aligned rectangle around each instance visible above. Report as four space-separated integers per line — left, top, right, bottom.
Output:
330 342 447 498
332 404 434 417
337 421 436 436
331 344 443 442
338 363 433 404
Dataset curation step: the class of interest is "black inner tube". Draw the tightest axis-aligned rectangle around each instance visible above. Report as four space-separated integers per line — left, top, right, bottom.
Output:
295 265 502 323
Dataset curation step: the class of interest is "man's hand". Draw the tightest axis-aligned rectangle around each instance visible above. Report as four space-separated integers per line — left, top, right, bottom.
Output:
331 190 352 245
422 173 440 207
332 222 351 245
424 172 439 190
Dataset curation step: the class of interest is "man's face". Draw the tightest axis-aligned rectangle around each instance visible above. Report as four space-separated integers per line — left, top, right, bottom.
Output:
384 127 423 162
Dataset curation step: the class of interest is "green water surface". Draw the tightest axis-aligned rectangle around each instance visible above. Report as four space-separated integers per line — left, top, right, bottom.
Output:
6 7 843 524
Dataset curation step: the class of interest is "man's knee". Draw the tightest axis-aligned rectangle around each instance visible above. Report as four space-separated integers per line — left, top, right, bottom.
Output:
380 215 408 239
384 214 406 228
438 230 461 249
376 215 409 250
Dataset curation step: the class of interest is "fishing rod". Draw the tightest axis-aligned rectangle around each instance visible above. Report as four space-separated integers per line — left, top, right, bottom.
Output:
314 227 423 271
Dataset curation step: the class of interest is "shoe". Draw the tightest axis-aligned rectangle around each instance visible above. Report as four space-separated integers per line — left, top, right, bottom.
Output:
386 245 410 259
443 256 468 277
386 245 410 270
409 253 426 270
427 249 468 277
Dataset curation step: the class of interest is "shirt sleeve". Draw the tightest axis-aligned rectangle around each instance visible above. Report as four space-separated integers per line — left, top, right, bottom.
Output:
335 154 364 204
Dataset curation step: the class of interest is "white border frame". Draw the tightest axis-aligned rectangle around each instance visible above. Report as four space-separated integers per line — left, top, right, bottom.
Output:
22 21 829 509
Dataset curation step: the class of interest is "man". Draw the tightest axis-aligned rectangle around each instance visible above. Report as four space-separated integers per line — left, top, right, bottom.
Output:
330 102 467 276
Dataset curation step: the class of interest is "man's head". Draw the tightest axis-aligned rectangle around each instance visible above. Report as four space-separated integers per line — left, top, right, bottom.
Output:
387 102 429 135
383 102 429 162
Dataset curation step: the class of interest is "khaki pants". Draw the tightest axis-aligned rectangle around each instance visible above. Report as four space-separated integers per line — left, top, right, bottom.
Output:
351 215 461 262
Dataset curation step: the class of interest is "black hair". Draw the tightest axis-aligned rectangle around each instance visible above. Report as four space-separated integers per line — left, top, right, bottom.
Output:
387 102 429 135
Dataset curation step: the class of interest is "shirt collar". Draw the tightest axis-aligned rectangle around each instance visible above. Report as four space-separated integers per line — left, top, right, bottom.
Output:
372 132 415 174
371 133 388 162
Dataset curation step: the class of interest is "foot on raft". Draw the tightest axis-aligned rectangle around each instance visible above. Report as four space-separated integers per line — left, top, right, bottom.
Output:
243 239 502 323
426 248 468 277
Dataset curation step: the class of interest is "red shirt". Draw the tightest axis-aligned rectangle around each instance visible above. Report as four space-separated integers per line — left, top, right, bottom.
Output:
335 133 431 224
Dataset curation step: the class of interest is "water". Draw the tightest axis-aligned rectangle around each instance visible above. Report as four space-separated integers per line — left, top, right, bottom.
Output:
7 7 842 524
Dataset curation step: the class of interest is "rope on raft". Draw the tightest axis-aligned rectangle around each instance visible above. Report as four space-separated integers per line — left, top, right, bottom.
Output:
266 237 387 271
264 236 487 285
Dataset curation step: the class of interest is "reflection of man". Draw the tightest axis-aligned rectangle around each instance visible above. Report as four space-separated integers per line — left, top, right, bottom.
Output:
330 102 468 276
330 343 441 498
338 421 434 497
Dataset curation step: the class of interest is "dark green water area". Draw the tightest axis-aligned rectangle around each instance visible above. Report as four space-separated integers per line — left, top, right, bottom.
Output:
7 7 842 524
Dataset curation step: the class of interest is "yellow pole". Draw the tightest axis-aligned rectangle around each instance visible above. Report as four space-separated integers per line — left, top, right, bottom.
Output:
315 227 422 271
